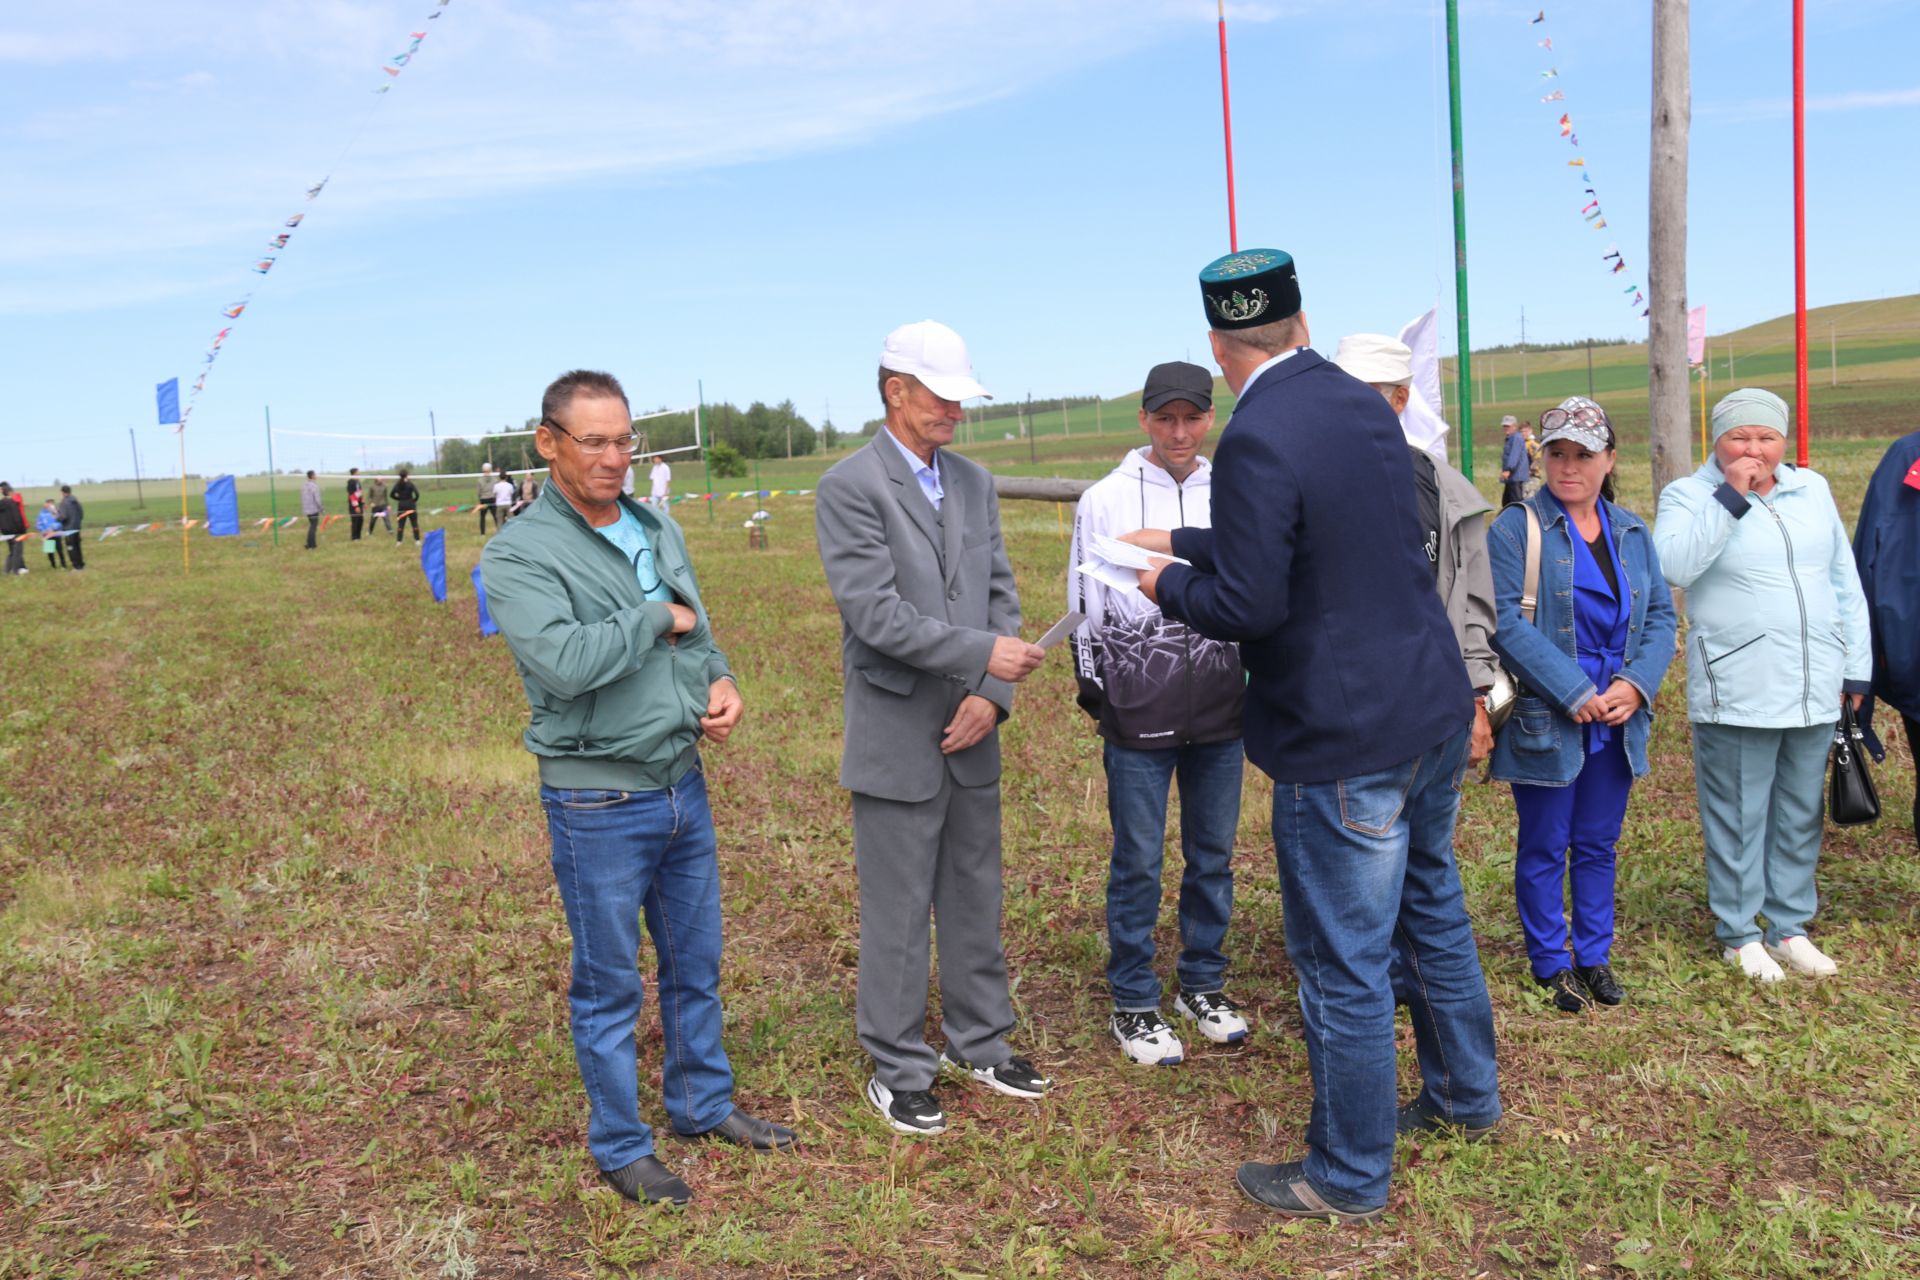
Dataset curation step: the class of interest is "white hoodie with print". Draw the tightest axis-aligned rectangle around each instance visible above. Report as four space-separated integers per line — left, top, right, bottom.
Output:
1068 447 1244 748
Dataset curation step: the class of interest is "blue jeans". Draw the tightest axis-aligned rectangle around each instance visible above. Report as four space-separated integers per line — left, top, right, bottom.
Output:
541 766 734 1171
1103 739 1244 1011
1512 735 1634 978
1274 728 1500 1211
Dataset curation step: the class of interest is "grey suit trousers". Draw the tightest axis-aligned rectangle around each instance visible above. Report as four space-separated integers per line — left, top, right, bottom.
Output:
854 773 1015 1090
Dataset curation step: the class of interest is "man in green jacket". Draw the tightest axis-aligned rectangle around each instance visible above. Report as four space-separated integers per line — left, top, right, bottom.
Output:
480 369 793 1207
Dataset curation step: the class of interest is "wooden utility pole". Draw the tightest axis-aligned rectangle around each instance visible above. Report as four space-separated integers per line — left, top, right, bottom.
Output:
1647 0 1692 501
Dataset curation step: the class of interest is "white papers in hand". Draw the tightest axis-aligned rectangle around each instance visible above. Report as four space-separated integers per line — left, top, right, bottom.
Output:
1036 610 1087 650
1074 532 1189 598
1085 531 1189 572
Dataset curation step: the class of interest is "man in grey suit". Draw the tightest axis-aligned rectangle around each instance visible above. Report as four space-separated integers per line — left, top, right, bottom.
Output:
816 320 1051 1136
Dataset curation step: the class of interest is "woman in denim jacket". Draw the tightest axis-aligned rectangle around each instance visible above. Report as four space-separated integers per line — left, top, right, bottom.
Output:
1488 398 1677 1012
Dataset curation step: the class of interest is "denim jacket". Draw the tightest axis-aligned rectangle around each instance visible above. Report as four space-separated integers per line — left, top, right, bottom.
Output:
1487 492 1678 785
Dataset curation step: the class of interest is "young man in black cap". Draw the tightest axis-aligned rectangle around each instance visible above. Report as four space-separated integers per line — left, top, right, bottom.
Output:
1136 249 1501 1224
1069 361 1247 1066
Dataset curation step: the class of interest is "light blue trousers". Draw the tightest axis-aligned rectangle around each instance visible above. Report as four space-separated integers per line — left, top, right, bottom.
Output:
1690 721 1833 948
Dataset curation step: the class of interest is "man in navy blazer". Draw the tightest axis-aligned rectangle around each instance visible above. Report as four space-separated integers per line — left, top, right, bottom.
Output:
1137 249 1501 1223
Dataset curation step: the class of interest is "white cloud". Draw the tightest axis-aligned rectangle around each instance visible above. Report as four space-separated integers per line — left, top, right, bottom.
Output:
0 0 1173 299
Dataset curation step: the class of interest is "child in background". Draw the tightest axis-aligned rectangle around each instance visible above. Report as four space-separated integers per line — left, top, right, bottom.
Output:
36 499 66 570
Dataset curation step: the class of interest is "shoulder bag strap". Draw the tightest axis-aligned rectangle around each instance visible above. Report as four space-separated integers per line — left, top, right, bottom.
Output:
1520 502 1543 625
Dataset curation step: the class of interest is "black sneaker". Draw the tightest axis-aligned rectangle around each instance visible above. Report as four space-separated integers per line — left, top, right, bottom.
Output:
1235 1159 1385 1224
1573 963 1624 1006
1539 968 1593 1014
599 1155 692 1205
940 1049 1050 1099
1395 1099 1499 1143
864 1077 946 1135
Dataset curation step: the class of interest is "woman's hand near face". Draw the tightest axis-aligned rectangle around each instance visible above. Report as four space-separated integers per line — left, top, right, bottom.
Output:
1722 455 1771 495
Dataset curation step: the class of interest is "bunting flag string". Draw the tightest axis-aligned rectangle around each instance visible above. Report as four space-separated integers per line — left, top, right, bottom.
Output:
1530 11 1646 320
172 0 455 433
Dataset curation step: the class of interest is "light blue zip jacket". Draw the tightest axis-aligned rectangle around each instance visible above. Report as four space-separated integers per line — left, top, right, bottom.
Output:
1654 458 1871 727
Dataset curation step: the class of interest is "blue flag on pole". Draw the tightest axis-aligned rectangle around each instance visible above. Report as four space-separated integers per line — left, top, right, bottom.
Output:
472 565 499 636
156 378 180 425
204 475 239 535
420 528 447 603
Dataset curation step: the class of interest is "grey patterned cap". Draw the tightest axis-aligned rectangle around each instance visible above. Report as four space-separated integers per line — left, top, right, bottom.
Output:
1537 396 1613 453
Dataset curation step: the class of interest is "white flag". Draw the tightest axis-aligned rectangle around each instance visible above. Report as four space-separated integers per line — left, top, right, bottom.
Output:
1398 307 1450 467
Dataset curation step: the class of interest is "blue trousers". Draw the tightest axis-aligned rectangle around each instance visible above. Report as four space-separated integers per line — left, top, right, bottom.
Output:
1102 738 1244 1011
1510 736 1634 979
541 766 735 1171
1273 727 1500 1211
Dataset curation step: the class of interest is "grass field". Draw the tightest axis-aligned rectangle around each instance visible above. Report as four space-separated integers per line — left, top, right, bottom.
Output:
4 414 1918 1278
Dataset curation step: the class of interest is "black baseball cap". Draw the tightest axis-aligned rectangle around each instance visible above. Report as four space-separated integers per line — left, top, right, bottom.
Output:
1141 361 1214 413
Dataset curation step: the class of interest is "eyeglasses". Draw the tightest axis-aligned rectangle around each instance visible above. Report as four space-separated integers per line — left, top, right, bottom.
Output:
1539 401 1611 440
540 418 639 456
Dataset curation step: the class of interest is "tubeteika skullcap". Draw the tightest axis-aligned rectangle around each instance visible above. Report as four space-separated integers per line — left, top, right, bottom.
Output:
1537 396 1613 453
1199 249 1301 330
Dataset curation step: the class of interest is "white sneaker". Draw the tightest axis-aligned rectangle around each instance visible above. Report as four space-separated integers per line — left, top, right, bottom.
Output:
1766 935 1838 977
1174 990 1250 1044
1110 1010 1184 1065
1723 941 1786 983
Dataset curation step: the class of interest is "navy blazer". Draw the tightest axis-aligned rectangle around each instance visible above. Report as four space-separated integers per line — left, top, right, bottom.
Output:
1156 350 1473 783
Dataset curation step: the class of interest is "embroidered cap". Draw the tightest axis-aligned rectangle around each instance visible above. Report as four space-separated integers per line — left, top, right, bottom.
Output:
1537 396 1613 452
879 320 992 402
1199 249 1301 330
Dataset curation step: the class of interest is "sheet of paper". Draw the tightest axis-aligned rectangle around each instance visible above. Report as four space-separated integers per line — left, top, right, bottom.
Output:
1084 531 1189 572
1074 561 1146 595
1035 610 1087 650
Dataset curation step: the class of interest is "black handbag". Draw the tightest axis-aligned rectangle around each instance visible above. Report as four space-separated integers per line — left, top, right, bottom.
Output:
1828 702 1881 827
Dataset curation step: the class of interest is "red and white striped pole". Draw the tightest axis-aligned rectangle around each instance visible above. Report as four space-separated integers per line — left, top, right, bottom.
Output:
1792 0 1809 465
1217 0 1238 252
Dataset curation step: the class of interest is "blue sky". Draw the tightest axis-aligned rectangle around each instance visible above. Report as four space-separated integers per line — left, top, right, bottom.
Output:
2 0 1914 485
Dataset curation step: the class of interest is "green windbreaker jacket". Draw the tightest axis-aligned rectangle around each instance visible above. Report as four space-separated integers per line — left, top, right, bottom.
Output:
480 484 732 791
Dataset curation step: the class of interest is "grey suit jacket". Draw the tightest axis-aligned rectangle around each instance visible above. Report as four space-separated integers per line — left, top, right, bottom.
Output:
815 434 1022 802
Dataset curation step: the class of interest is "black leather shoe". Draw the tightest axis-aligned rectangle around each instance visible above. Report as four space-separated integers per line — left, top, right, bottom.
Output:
1234 1160 1385 1224
1574 963 1625 1006
1538 968 1593 1014
600 1155 692 1205
1395 1099 1500 1143
679 1107 797 1151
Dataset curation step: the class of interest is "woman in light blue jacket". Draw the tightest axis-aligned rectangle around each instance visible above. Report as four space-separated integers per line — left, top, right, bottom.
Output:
1654 388 1871 983
1489 398 1677 1013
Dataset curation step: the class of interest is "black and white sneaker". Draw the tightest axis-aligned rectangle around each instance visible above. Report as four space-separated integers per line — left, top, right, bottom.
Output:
940 1049 1050 1099
1110 1009 1185 1065
1174 990 1249 1044
865 1077 946 1135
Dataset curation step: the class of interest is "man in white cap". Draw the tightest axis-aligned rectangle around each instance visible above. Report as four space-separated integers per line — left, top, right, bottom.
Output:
1332 333 1497 765
815 320 1051 1137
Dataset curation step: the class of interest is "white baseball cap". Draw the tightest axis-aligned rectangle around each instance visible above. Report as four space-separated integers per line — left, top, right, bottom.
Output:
1331 333 1413 386
879 320 992 402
